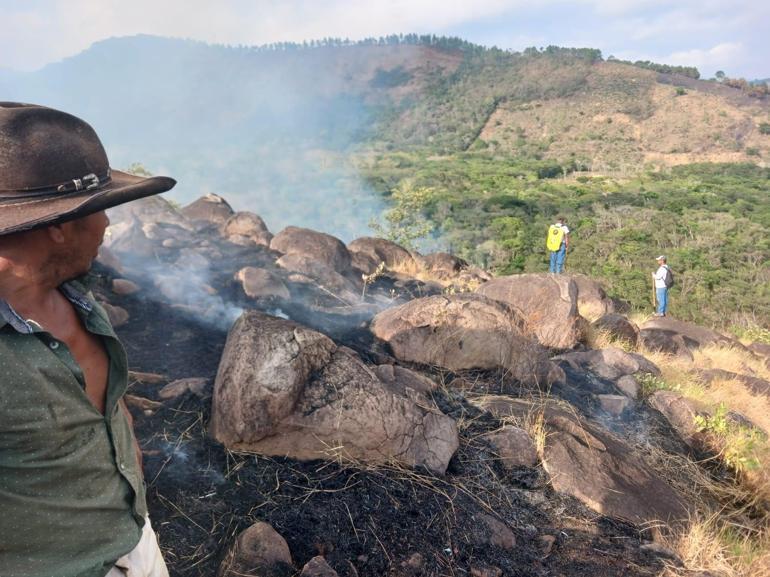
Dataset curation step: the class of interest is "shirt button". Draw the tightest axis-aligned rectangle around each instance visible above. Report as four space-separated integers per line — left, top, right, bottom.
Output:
49 341 60 350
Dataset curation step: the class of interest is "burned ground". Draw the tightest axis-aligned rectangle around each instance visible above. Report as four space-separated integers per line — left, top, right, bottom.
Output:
98 263 672 577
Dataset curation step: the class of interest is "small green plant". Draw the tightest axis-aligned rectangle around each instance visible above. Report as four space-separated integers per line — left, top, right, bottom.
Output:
746 147 760 157
759 122 770 135
731 325 770 344
675 87 687 96
638 373 675 397
694 403 764 473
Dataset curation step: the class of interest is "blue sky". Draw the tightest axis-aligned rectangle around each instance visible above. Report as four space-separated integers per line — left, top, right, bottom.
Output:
1 0 767 78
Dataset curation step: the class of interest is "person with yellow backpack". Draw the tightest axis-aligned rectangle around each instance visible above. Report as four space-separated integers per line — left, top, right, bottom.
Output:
547 216 570 273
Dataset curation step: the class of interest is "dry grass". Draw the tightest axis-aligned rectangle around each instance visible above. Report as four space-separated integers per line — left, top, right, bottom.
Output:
582 323 636 352
387 257 449 287
693 344 770 382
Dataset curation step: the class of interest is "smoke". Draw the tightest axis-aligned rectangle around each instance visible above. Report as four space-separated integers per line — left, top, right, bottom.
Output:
102 215 243 332
1 35 402 242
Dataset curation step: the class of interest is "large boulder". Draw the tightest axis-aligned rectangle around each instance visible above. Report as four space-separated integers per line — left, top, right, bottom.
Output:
275 253 360 297
415 252 468 281
639 329 695 361
648 391 711 450
180 193 235 227
271 226 352 274
476 274 583 349
235 267 290 300
592 313 640 348
640 317 744 351
553 348 660 381
223 211 273 247
347 237 416 274
475 397 688 529
570 274 616 319
370 293 560 386
211 312 459 474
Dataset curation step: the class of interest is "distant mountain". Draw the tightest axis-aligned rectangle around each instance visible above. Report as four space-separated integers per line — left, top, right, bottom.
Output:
2 35 767 238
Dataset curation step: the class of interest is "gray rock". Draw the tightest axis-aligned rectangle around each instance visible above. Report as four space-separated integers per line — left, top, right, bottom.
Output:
236 267 291 300
223 211 273 247
181 193 235 227
570 274 616 319
616 375 641 399
271 226 352 274
473 397 688 529
592 313 640 347
218 521 293 577
347 237 415 274
211 311 459 474
597 394 631 416
481 426 539 470
477 273 583 349
371 293 562 386
553 348 660 381
299 557 338 577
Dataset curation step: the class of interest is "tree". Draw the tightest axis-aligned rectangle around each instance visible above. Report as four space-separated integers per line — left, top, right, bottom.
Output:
370 180 435 249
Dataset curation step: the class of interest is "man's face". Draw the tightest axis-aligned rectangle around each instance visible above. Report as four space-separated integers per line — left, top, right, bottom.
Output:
47 211 110 281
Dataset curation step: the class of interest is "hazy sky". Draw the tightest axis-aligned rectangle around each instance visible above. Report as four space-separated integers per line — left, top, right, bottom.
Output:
1 0 768 78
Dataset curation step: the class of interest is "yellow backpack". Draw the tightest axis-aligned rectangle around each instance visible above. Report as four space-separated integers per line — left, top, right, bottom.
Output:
546 224 565 251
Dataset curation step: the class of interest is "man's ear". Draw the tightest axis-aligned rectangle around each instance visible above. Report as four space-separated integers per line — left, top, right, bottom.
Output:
45 223 68 244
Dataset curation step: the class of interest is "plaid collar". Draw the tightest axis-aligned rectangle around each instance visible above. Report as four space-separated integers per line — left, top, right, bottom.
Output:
0 280 93 334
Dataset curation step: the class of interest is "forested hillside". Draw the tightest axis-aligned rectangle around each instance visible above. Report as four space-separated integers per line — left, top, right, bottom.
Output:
3 34 768 328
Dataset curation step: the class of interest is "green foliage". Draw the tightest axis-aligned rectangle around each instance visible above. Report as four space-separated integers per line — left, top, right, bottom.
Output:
759 122 770 135
369 180 435 249
124 162 153 177
675 87 687 96
732 325 770 344
361 154 770 328
694 403 764 473
637 373 674 397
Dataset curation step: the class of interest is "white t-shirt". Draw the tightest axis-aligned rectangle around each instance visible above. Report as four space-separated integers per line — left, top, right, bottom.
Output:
654 265 670 289
555 223 570 235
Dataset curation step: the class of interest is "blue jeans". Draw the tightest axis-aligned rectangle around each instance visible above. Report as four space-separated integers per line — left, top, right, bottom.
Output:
656 287 668 315
549 245 566 273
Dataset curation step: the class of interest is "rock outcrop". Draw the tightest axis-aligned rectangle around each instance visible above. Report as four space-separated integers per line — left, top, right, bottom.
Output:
370 293 560 386
235 267 291 300
640 317 744 354
476 398 688 529
477 274 583 349
181 193 235 227
553 348 660 381
570 274 616 319
223 211 273 247
347 237 416 274
211 311 459 474
592 313 640 347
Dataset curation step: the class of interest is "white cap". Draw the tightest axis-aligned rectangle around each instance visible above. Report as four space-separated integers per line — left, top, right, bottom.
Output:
656 255 666 261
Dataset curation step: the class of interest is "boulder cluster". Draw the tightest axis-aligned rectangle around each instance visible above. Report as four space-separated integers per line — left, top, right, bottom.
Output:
99 193 770 576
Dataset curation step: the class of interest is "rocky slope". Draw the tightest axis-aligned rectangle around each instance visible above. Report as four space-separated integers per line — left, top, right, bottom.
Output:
96 194 770 577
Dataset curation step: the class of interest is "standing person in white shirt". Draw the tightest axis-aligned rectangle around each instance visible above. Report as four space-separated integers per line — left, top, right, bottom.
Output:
652 255 672 317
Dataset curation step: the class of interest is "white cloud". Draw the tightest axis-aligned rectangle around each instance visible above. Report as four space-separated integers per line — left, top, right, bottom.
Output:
665 42 745 70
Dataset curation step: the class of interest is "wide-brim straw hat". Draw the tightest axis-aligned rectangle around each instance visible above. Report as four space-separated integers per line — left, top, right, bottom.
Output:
0 102 176 236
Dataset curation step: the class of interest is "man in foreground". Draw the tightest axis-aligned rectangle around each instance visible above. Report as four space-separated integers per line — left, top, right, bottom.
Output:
546 216 570 274
0 102 175 577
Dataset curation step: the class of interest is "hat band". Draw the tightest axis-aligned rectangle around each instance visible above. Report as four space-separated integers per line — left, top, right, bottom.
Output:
0 170 112 200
